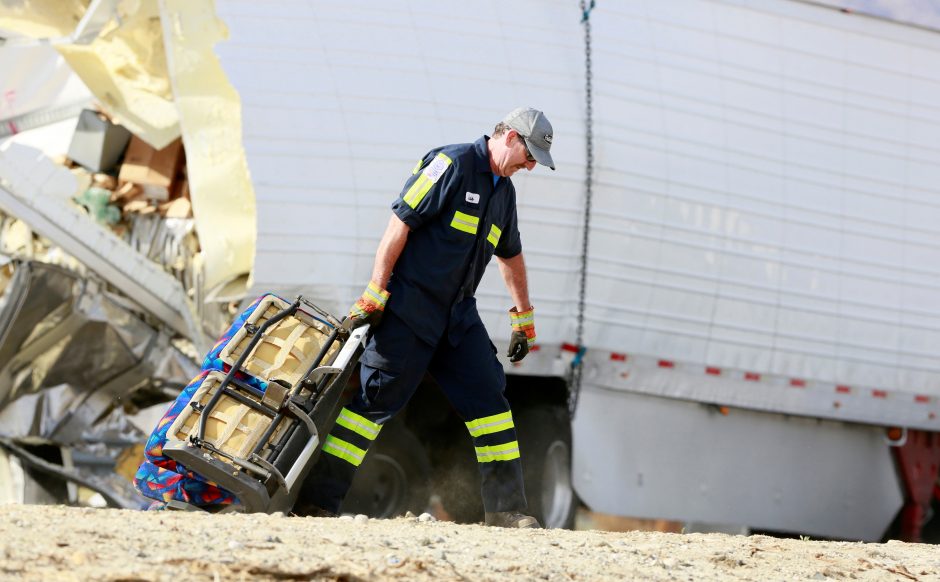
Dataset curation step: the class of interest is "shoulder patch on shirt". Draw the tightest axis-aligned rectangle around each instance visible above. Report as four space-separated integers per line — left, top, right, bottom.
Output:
403 152 454 209
465 192 480 204
423 152 453 183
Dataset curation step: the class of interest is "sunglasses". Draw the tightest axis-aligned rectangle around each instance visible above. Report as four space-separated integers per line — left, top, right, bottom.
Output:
517 133 536 163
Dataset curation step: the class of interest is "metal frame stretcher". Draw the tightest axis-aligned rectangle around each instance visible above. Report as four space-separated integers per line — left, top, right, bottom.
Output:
156 294 366 514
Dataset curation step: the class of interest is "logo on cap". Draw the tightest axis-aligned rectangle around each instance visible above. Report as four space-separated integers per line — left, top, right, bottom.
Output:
544 133 553 145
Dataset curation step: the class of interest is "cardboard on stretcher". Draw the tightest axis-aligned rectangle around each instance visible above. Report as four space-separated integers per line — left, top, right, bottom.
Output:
167 370 292 461
219 295 339 388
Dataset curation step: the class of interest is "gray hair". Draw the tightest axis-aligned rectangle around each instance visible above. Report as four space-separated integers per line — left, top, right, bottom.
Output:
493 122 527 142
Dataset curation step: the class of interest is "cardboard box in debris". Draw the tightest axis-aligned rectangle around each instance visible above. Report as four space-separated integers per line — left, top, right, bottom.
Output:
65 108 193 231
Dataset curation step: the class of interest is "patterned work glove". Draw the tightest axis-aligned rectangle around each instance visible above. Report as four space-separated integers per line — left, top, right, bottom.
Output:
507 307 536 363
343 281 390 331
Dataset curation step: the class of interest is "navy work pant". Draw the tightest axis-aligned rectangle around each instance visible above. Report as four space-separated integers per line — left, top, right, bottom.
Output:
299 309 527 514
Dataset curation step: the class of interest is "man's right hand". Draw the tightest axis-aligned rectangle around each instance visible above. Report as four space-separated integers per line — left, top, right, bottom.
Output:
343 281 390 331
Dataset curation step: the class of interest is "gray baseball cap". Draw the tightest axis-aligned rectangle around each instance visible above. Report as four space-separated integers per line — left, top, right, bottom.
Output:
504 107 555 170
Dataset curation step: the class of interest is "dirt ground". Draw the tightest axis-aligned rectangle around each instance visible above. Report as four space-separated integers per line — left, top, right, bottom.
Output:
0 504 937 582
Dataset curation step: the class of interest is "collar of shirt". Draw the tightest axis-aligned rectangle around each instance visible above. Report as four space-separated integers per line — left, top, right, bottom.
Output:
475 135 503 189
473 135 493 174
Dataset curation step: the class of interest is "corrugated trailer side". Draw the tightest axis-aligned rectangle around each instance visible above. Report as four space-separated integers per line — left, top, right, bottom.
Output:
214 0 940 538
573 0 940 540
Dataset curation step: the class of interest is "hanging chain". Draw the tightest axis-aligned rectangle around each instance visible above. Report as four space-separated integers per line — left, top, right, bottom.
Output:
569 0 595 418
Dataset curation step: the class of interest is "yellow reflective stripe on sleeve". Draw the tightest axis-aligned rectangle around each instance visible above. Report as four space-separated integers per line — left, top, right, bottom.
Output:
474 441 521 463
322 435 367 467
403 152 453 208
487 224 502 247
465 411 514 438
411 158 423 175
335 408 382 441
450 210 479 235
403 174 432 209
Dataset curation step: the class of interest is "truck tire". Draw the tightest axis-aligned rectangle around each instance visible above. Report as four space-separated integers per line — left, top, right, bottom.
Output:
919 496 940 543
516 404 577 529
340 421 431 518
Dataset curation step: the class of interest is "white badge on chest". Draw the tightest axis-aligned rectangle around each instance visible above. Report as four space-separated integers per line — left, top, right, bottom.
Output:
465 192 480 204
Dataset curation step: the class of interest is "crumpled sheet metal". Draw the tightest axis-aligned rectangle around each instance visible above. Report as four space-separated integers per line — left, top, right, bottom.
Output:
0 259 202 508
0 261 194 444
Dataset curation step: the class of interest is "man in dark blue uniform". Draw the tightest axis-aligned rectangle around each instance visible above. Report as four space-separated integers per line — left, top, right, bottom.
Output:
297 107 555 528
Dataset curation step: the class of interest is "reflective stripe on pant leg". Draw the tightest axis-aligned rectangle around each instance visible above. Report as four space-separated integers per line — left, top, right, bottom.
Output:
463 410 526 512
475 441 521 463
322 408 383 467
321 435 367 467
465 411 520 463
465 410 514 438
297 400 390 512
335 407 383 441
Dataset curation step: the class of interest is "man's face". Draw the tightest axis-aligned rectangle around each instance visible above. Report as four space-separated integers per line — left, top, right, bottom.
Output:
494 131 538 177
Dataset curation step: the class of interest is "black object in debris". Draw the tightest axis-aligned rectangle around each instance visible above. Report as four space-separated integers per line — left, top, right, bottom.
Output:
67 109 132 173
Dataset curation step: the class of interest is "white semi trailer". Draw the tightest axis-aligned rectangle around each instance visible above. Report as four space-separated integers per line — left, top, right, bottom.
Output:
1 0 939 541
211 0 940 541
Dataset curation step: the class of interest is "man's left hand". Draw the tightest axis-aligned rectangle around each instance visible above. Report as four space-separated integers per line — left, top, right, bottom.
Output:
507 307 535 362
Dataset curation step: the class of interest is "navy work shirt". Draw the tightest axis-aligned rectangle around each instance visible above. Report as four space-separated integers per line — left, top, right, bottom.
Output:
385 135 522 346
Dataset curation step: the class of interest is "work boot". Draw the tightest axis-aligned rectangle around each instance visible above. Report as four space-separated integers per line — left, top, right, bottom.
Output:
484 511 541 529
